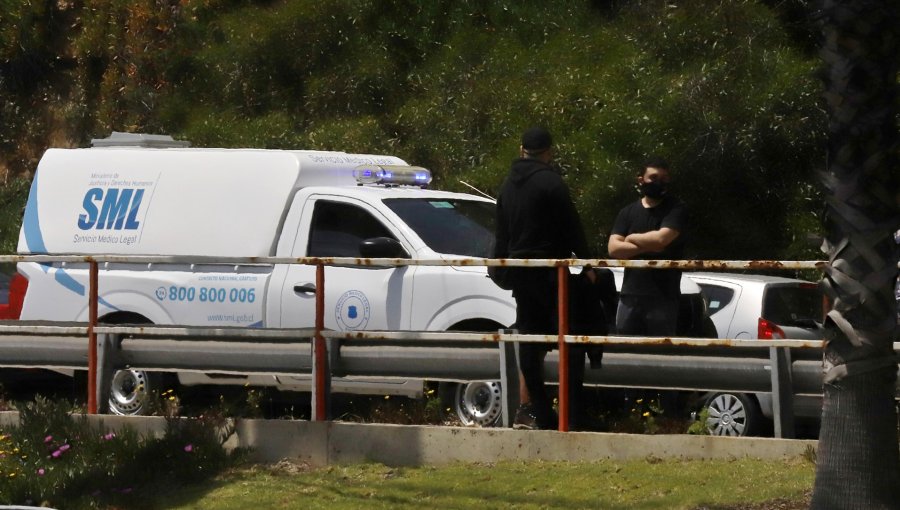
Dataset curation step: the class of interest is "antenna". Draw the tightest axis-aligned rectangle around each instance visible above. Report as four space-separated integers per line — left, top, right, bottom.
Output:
459 180 494 200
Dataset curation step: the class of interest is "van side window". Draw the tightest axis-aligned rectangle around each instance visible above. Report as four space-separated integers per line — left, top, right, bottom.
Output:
307 201 396 257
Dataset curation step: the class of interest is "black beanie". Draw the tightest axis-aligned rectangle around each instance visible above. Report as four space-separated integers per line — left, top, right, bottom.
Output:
521 127 552 152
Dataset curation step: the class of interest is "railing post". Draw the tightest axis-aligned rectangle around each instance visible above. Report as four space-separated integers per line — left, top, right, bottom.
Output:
312 263 331 421
499 329 520 428
95 332 117 414
769 346 795 438
557 265 570 432
87 260 99 414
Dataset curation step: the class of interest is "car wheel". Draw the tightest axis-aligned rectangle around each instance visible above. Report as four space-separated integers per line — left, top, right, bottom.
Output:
441 381 503 427
108 369 164 416
705 392 764 437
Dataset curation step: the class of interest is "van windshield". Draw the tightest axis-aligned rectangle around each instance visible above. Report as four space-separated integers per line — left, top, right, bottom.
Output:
383 198 495 257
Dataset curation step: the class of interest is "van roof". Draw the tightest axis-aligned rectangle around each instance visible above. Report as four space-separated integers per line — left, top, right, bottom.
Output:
17 147 448 257
78 146 410 188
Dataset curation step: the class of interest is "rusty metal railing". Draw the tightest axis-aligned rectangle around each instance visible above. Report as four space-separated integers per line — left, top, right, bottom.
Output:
1 254 831 431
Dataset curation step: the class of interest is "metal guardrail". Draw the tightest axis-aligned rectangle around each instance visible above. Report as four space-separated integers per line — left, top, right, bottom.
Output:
0 253 828 269
0 253 840 435
0 323 858 437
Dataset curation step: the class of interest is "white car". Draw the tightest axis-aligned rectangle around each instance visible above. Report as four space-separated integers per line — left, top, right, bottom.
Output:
686 272 824 436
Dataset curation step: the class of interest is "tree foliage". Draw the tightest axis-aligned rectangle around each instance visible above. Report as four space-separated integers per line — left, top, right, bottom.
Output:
0 0 825 259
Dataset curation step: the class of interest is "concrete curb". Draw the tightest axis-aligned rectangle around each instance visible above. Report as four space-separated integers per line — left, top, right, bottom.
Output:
0 412 817 467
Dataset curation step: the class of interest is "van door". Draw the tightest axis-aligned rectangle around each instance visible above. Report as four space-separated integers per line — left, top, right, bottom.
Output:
279 196 414 332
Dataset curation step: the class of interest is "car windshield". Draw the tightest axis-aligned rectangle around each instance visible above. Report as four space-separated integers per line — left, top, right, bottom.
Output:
762 285 823 328
383 198 495 257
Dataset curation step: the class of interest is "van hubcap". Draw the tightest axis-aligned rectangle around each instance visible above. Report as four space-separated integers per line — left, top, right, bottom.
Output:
456 381 502 426
110 369 150 415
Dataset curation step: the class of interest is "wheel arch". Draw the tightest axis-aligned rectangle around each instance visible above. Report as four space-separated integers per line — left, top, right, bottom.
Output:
422 296 515 332
99 311 153 325
447 318 507 332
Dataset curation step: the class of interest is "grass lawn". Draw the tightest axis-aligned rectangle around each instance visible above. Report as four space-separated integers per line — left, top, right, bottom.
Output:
155 457 814 510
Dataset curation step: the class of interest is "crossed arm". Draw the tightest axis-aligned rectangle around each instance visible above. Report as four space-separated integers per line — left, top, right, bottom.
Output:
608 227 680 259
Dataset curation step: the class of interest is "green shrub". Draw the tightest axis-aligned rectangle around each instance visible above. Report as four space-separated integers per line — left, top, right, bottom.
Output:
0 396 240 509
0 177 30 254
687 407 712 435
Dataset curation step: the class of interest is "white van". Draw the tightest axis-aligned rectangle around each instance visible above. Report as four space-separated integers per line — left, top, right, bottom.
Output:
15 133 516 414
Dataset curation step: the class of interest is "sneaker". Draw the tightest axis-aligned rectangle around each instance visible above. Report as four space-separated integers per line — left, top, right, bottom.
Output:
513 404 538 430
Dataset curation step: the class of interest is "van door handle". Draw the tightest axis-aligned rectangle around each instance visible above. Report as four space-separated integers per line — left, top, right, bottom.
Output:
293 284 316 294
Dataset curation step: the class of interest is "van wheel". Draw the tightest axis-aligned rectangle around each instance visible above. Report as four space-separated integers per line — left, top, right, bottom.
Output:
100 313 173 416
108 369 154 416
705 392 764 437
441 321 506 427
108 369 169 416
440 381 503 427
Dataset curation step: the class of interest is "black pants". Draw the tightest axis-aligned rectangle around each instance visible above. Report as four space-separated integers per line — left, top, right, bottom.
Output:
513 268 586 429
615 294 679 337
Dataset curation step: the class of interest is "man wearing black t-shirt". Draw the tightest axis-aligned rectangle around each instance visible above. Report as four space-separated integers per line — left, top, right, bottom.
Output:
608 157 687 336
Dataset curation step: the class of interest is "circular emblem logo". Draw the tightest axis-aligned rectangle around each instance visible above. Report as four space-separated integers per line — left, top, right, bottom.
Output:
155 287 167 301
335 290 371 331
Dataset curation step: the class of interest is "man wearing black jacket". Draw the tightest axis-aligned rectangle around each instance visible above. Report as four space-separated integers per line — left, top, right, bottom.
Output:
494 127 594 430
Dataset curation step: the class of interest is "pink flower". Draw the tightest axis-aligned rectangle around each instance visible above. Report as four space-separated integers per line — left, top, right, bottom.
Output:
183 444 193 453
43 435 53 443
58 444 70 452
51 450 61 458
103 432 116 440
37 468 45 476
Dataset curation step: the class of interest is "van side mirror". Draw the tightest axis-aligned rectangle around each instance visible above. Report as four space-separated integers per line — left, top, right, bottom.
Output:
359 237 408 259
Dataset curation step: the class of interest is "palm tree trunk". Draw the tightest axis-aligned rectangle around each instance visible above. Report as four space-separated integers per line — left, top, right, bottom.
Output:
813 1 900 508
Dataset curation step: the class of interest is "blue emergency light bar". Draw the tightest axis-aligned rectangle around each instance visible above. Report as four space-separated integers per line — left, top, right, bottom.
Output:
353 165 432 187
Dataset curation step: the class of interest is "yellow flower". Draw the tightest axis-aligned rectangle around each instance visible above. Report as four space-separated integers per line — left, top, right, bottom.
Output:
8 472 16 478
642 411 651 417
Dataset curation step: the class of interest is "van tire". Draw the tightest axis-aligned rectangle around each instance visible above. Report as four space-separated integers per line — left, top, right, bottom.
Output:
442 320 507 427
100 313 174 416
108 369 170 416
439 381 503 427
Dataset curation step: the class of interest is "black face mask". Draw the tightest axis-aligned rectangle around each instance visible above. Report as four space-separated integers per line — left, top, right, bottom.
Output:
640 180 668 199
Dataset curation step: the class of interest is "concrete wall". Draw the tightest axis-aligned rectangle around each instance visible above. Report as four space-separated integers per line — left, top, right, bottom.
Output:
0 412 817 467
